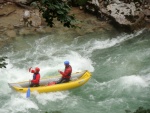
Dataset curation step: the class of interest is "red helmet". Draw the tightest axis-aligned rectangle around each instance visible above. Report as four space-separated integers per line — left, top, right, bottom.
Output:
35 67 40 72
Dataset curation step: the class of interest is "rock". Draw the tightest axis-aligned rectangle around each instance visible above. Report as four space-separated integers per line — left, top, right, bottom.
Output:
144 9 150 22
79 6 83 10
19 28 32 35
92 0 99 6
83 0 150 32
23 10 31 27
143 9 150 16
6 30 16 38
8 24 14 30
15 0 27 3
30 10 42 27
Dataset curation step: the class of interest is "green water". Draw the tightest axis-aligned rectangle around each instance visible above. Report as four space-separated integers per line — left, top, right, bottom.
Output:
0 29 150 113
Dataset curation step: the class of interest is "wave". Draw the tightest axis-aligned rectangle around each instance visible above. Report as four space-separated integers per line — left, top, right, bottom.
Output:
77 29 144 55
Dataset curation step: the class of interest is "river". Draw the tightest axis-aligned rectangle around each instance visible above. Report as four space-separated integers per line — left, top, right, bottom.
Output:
0 28 150 113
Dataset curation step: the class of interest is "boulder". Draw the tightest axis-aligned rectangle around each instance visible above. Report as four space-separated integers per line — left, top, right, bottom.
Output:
83 0 150 32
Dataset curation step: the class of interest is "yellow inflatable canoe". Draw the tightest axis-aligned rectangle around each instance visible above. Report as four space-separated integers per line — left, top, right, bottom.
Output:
8 70 92 93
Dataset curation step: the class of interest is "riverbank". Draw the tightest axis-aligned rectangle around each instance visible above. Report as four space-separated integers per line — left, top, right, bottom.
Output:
1 1 150 48
0 2 114 48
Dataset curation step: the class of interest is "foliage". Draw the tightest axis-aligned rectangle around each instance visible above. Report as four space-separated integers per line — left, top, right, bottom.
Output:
70 0 89 6
37 0 76 28
0 57 7 68
125 107 150 113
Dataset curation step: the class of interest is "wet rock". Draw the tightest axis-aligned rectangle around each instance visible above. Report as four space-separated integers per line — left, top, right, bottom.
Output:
30 10 42 27
23 10 31 27
6 30 16 38
107 3 137 25
83 0 150 32
15 0 27 3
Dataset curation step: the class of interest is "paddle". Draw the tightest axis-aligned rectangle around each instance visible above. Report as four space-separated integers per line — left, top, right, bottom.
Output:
26 67 32 98
26 80 31 98
26 87 30 98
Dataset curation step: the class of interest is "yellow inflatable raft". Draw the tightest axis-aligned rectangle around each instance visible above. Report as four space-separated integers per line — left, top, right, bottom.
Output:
8 70 92 93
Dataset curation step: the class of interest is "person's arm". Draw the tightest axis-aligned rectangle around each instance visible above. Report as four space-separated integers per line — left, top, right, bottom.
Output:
59 69 70 78
29 67 35 73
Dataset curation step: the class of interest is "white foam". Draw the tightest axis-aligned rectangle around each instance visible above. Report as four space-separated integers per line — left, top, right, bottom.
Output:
119 75 148 88
81 30 144 55
35 91 69 105
2 96 38 113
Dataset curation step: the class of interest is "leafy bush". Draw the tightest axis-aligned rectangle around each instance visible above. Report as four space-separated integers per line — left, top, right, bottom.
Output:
0 57 7 68
125 107 150 113
37 0 76 28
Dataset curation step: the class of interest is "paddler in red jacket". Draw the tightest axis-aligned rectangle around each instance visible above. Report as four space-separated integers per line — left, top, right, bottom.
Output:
56 61 72 84
29 67 40 87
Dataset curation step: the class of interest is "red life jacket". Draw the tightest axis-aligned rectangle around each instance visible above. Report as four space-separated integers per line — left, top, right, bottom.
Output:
31 70 40 84
60 65 72 79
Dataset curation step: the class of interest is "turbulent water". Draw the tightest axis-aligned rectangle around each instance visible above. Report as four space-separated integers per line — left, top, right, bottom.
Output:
0 29 150 113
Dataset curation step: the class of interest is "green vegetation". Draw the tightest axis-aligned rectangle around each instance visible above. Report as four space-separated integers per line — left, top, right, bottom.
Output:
25 0 89 28
0 57 7 68
125 107 150 113
14 0 90 28
37 0 76 28
70 0 89 6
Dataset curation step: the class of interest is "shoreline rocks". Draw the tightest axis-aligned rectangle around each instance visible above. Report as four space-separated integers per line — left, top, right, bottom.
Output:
0 0 149 48
82 0 150 32
0 2 114 48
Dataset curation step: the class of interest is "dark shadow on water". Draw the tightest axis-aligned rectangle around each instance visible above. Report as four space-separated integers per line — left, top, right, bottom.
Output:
45 111 62 113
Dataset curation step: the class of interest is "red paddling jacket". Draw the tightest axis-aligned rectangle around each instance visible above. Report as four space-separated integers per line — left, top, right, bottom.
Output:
59 65 72 79
30 70 40 84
